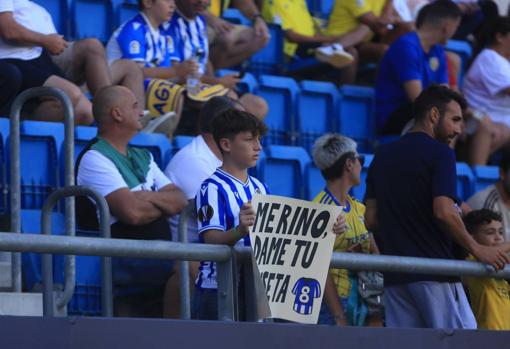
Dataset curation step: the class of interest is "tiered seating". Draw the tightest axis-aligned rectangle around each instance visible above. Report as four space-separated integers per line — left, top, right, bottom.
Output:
130 133 172 169
72 0 114 43
473 166 499 193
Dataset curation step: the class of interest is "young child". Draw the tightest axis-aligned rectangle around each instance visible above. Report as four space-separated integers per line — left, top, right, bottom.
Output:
463 209 510 330
193 109 268 320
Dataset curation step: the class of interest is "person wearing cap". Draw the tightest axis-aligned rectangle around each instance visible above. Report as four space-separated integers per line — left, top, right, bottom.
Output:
311 133 381 327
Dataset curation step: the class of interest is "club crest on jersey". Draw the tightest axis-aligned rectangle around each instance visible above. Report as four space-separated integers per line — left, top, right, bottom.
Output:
198 204 214 222
167 36 174 52
429 57 439 71
129 40 140 54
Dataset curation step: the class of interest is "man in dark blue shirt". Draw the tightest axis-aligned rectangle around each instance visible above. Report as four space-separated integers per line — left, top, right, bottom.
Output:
365 85 510 329
375 0 461 135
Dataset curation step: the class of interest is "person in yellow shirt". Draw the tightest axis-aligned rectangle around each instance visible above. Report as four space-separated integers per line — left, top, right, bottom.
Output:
311 133 381 326
201 0 270 70
327 0 413 62
463 209 510 330
263 0 372 84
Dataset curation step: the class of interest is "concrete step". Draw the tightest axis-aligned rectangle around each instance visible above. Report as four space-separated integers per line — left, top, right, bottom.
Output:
0 292 42 316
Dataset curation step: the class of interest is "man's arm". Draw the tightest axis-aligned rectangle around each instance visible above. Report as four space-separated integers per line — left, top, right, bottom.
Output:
144 184 188 216
403 80 422 102
433 196 510 270
105 188 163 226
323 274 348 326
284 29 338 45
140 61 197 83
231 0 269 38
364 199 379 232
0 12 66 54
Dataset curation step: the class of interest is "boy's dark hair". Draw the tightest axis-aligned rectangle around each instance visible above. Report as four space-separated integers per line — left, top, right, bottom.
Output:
416 0 461 29
463 209 502 235
499 148 510 173
212 109 268 152
138 0 144 10
199 96 240 134
413 84 467 121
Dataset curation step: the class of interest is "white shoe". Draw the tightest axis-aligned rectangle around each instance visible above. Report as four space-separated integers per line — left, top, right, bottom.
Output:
315 44 354 69
141 111 179 139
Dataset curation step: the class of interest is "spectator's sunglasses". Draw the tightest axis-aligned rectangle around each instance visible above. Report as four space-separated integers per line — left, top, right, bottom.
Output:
354 154 365 167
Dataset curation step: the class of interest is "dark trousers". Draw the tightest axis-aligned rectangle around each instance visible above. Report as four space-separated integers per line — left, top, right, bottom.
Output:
0 61 22 116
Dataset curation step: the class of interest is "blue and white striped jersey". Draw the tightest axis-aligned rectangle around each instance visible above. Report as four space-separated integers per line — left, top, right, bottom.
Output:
291 278 321 316
106 13 179 67
195 168 268 289
166 11 209 74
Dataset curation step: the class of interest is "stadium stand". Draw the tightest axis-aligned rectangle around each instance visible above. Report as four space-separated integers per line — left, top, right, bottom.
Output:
72 0 114 43
473 165 499 193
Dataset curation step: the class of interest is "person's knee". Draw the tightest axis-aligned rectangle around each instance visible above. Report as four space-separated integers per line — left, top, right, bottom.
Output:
240 94 268 120
75 38 106 59
111 59 144 81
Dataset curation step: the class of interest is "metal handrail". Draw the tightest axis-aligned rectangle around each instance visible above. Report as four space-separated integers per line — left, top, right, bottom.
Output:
177 202 195 320
41 186 112 317
9 87 74 292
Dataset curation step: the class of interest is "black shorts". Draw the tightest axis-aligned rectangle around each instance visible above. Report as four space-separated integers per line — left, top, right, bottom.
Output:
1 50 65 91
295 42 322 58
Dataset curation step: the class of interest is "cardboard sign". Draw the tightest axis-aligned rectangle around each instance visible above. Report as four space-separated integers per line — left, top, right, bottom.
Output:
249 194 342 324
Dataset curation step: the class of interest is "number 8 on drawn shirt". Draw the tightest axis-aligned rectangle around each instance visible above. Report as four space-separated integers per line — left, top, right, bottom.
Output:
292 277 321 315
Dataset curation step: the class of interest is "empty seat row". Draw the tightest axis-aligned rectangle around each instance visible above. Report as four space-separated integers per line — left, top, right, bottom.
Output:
218 71 376 151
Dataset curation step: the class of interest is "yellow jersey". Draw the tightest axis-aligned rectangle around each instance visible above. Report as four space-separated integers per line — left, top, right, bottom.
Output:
463 256 510 330
326 0 385 37
262 0 316 57
313 189 371 298
210 0 231 17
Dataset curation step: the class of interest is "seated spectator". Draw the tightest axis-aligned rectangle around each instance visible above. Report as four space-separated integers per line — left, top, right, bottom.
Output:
0 0 93 124
107 0 206 138
202 0 270 69
76 85 187 317
375 0 461 135
467 150 510 240
325 0 413 63
311 134 382 327
168 0 268 120
262 0 360 84
463 209 510 330
0 61 21 116
192 109 268 320
462 17 510 165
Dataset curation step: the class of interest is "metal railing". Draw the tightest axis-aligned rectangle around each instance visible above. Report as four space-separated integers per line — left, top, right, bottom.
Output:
10 87 75 293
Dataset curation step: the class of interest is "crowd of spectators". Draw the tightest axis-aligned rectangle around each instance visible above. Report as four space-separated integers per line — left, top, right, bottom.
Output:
1 0 510 331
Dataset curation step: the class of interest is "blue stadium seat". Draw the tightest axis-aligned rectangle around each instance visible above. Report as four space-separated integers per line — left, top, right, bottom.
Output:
249 24 285 75
473 165 499 194
115 0 138 27
72 0 114 43
338 85 375 151
445 40 472 86
75 126 98 161
21 209 66 291
350 154 374 201
32 0 69 36
172 135 193 153
130 133 172 169
260 145 310 199
307 0 335 19
7 121 64 209
456 162 475 201
255 75 300 145
305 163 325 201
222 8 251 26
297 80 339 150
216 69 259 94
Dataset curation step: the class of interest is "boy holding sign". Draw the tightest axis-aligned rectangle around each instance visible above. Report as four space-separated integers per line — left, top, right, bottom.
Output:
311 134 381 326
193 109 269 320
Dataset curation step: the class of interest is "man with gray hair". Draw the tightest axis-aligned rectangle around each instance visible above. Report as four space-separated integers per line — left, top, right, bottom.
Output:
311 134 381 327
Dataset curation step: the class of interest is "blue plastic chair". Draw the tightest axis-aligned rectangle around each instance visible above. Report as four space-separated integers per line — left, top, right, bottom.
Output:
305 164 325 201
260 145 310 199
172 135 194 153
338 85 375 152
32 0 69 36
130 133 172 169
216 70 259 94
456 162 475 201
249 24 285 75
115 0 138 27
75 126 98 161
445 40 472 86
297 80 339 151
222 8 251 26
350 154 374 201
72 0 114 43
473 165 499 194
255 75 300 145
308 0 335 19
7 121 64 210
